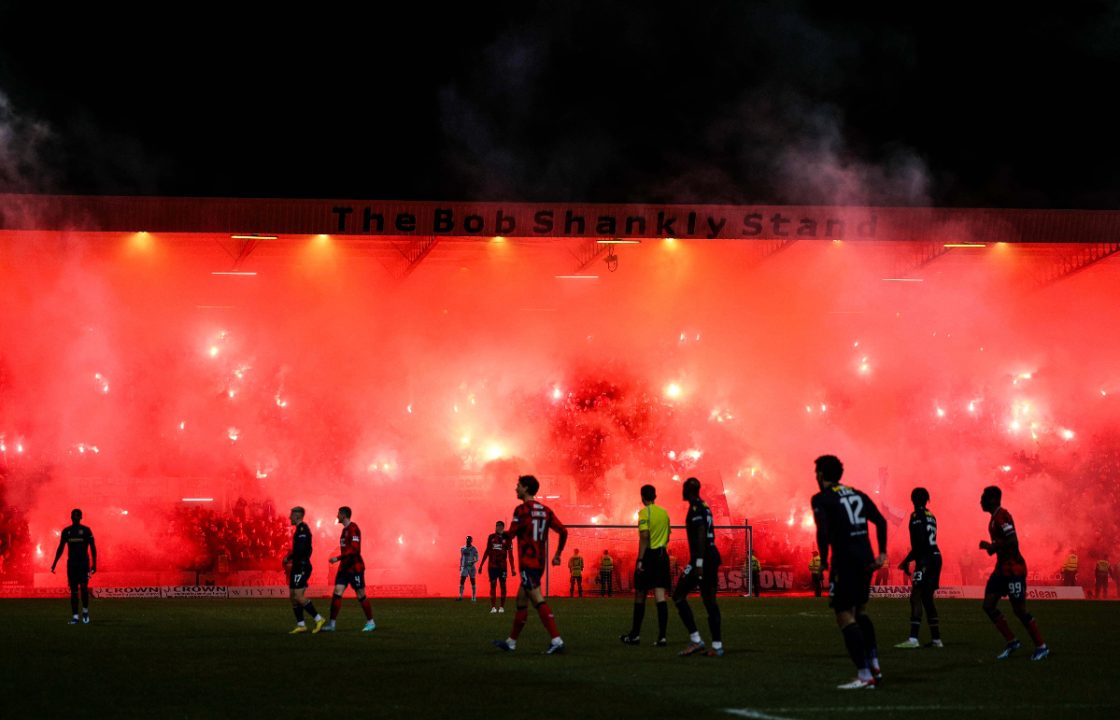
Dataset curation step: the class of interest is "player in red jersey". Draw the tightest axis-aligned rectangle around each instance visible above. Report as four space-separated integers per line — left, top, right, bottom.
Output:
322 506 376 632
478 520 516 613
492 475 568 654
979 486 1048 660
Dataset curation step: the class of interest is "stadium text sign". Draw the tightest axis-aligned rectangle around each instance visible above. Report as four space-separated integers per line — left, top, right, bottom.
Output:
329 204 879 241
94 586 162 599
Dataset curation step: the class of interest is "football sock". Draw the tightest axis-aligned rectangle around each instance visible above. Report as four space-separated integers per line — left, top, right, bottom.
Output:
924 595 941 640
993 614 1015 641
656 601 668 639
510 608 529 640
80 586 89 608
1016 611 1045 646
909 617 921 640
294 604 305 622
330 594 342 620
712 641 723 650
856 613 879 657
70 592 79 616
841 622 869 671
675 598 698 634
359 598 373 620
703 595 722 643
304 601 320 620
689 631 702 644
630 601 646 637
537 603 560 639
921 592 939 634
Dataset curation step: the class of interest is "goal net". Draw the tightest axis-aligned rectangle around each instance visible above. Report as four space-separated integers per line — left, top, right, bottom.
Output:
545 523 753 596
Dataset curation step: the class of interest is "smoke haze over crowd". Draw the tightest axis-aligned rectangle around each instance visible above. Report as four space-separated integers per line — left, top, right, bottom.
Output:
2 227 1118 590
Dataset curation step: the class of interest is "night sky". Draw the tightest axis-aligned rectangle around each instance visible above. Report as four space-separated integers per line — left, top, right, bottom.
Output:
1 2 1119 207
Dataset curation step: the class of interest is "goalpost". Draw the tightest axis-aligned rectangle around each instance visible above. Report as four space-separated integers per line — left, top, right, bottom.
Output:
545 521 753 597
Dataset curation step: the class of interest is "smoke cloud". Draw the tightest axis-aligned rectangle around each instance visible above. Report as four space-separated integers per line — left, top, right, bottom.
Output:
2 230 1117 591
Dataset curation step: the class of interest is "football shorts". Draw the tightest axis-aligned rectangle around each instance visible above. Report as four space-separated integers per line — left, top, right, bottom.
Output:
828 564 873 610
519 567 544 591
985 570 1027 601
912 555 942 592
289 562 312 589
66 563 91 588
635 547 671 591
335 567 365 590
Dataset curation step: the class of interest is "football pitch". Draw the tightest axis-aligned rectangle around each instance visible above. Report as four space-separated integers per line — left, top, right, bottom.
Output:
2 597 1117 719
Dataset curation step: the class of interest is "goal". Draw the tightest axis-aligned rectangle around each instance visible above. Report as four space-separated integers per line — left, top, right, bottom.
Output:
545 522 753 596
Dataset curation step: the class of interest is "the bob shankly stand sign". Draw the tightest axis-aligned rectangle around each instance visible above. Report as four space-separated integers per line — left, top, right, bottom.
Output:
2 195 1120 243
327 203 880 240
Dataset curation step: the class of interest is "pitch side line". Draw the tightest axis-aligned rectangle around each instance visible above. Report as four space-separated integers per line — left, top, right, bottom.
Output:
725 704 1116 717
724 710 795 720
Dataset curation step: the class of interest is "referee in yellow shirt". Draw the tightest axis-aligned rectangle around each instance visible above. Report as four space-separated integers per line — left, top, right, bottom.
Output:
621 484 672 646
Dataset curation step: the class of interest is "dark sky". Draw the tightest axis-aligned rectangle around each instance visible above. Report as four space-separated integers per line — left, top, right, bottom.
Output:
1 1 1118 207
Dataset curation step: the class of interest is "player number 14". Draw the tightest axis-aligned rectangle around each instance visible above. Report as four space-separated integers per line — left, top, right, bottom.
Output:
531 518 547 541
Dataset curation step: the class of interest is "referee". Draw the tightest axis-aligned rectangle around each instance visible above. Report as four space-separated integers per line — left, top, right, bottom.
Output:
620 484 671 646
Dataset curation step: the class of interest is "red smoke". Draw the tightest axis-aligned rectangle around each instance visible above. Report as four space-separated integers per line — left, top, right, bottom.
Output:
1 231 1118 592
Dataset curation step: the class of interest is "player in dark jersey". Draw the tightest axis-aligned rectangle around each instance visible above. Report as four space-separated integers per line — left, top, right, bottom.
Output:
284 506 325 634
811 455 887 690
51 508 97 624
673 477 723 657
477 520 516 613
492 475 568 654
323 506 376 632
979 485 1049 660
895 488 943 648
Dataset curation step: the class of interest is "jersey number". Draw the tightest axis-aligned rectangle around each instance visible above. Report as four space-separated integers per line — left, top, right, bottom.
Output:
928 526 938 546
531 518 547 541
840 495 865 526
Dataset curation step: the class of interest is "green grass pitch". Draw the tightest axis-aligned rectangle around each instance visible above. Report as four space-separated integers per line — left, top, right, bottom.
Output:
2 597 1117 719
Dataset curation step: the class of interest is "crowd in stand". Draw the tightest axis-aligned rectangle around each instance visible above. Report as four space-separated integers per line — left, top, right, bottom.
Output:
164 497 289 573
0 485 31 577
